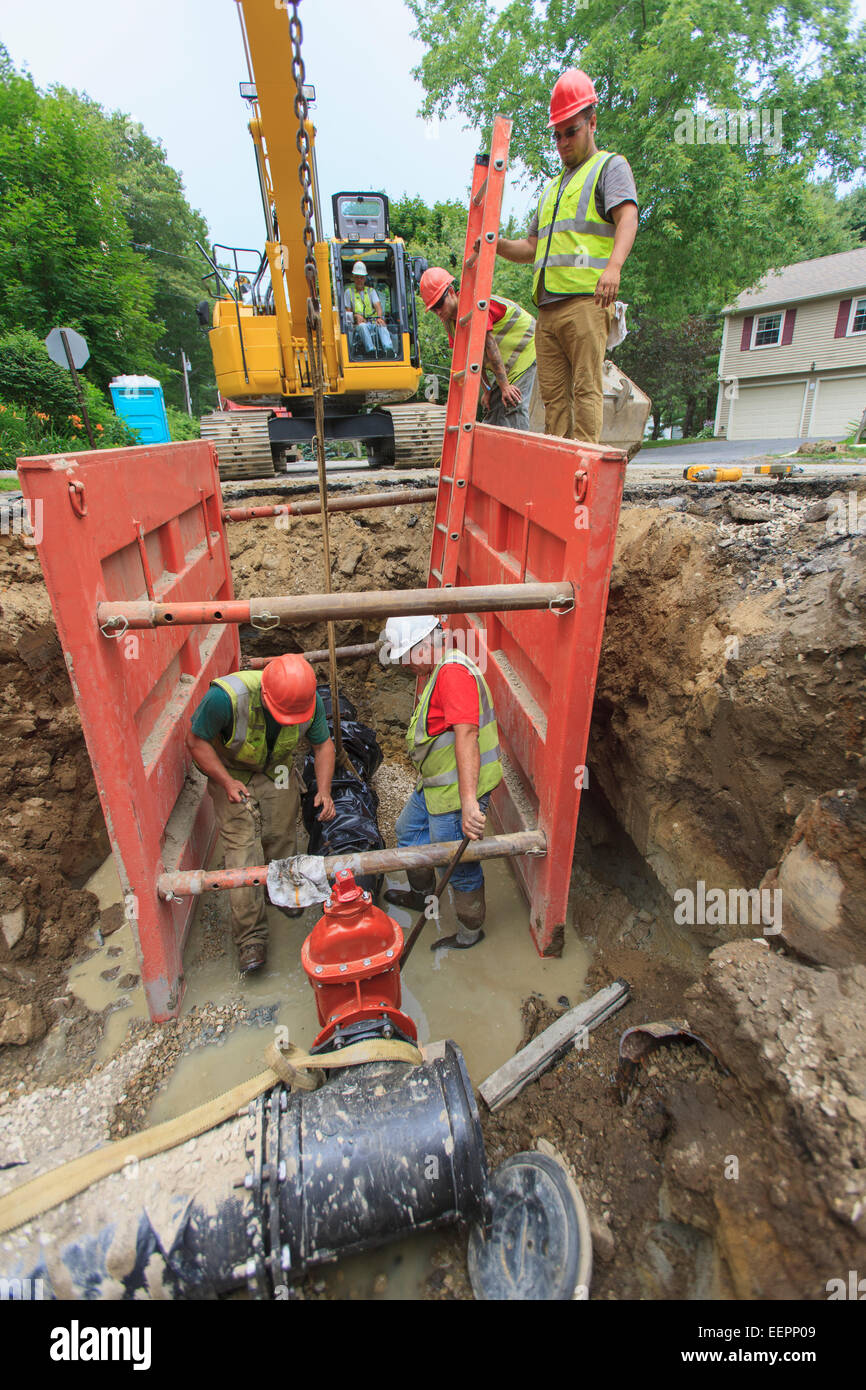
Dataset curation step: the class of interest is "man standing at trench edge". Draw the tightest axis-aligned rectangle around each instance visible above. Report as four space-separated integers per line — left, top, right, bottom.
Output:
382 615 503 950
496 68 639 442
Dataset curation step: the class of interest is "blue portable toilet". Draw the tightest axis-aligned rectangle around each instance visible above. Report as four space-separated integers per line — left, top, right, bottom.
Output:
109 375 171 444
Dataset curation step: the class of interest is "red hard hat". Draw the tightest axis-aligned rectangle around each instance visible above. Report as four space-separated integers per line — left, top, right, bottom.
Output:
260 655 317 726
419 266 455 311
548 68 598 127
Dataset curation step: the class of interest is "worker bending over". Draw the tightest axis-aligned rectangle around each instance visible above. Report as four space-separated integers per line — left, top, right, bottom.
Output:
419 268 537 431
383 616 503 950
186 655 336 975
344 261 394 357
496 69 638 442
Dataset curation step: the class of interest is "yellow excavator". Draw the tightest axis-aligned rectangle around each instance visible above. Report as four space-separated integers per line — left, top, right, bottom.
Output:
199 0 444 479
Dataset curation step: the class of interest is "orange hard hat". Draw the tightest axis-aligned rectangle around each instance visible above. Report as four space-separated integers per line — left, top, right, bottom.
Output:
260 655 317 725
419 266 455 311
548 68 598 127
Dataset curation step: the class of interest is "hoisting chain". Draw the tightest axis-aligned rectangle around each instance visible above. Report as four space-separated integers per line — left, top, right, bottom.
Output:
288 2 355 774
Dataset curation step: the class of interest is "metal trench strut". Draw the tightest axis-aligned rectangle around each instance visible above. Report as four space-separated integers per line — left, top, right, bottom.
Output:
96 581 575 632
157 829 546 900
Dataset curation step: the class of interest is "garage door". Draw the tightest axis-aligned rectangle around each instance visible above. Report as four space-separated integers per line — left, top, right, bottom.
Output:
811 376 866 438
727 381 806 440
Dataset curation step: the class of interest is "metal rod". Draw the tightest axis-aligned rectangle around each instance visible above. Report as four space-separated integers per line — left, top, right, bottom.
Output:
97 581 574 631
157 830 546 898
247 642 379 668
222 488 437 522
60 331 97 448
401 835 470 966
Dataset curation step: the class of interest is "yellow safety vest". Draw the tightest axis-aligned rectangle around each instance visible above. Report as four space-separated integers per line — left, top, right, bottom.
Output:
489 295 536 383
212 671 311 784
351 288 376 319
533 150 615 303
407 652 503 814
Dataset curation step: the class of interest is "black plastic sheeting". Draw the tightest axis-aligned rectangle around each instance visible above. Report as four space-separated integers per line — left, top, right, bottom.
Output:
301 686 386 898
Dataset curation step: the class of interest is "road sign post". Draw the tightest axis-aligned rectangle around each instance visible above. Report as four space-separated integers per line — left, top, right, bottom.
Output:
44 327 96 448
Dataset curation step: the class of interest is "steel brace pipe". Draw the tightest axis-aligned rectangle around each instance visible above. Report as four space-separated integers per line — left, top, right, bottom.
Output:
98 582 575 632
222 487 438 522
247 642 380 668
158 830 546 898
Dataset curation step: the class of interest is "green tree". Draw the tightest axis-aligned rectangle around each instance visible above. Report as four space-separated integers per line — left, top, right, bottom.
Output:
838 183 866 243
406 0 866 321
0 48 161 386
616 314 721 437
103 112 216 414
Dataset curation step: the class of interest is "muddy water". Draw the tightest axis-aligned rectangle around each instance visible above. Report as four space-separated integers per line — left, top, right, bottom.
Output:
148 851 589 1121
74 842 588 1299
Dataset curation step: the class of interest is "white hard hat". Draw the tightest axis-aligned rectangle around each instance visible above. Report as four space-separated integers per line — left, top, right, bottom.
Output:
351 261 367 276
384 615 440 662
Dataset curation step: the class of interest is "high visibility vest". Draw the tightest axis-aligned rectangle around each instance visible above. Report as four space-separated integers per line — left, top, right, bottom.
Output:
488 295 536 383
211 671 312 784
407 651 503 814
532 150 615 303
351 287 376 319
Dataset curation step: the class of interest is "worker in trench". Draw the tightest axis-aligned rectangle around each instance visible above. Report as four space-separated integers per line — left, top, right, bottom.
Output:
418 267 537 430
186 654 336 975
382 615 503 950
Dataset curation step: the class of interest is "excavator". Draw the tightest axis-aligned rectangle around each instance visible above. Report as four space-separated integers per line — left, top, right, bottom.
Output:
199 0 445 479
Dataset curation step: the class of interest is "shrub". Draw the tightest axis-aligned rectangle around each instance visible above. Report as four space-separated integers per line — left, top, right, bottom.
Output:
0 329 79 416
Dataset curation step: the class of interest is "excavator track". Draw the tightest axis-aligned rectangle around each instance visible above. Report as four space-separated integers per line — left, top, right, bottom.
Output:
200 410 276 481
384 403 447 468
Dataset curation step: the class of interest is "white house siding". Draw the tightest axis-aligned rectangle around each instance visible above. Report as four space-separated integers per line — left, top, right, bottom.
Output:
726 380 808 440
720 295 866 380
811 374 866 437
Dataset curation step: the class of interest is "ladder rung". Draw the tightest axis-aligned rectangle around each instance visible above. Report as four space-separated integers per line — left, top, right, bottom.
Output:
452 369 466 383
440 474 454 482
435 523 447 533
431 567 442 581
458 310 475 327
472 176 489 207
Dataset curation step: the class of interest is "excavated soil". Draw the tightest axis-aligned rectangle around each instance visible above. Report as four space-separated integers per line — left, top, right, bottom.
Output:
1 466 865 1301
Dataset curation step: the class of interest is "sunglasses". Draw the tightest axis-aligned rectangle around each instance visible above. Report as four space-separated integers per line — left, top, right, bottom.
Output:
553 119 590 142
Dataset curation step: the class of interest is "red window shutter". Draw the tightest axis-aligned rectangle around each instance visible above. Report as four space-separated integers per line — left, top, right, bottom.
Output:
740 316 753 351
834 300 852 338
781 308 796 345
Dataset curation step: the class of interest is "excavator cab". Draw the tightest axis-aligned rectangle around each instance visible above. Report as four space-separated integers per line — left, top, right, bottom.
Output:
330 192 418 369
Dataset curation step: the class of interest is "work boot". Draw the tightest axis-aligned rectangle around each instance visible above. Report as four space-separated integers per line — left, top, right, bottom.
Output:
238 940 268 974
431 885 486 951
384 867 436 912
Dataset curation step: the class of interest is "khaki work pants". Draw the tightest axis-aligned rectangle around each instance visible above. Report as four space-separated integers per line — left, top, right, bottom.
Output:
535 296 613 443
208 769 302 948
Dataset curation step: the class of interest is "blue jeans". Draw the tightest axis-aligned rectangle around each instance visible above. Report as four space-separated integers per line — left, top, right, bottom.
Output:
354 322 394 356
394 787 490 893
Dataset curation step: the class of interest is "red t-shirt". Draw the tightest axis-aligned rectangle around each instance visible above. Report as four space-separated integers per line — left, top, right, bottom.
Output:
447 298 506 348
426 663 480 735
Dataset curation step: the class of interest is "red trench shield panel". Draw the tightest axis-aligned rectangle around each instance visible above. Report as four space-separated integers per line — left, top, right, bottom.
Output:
17 443 239 1020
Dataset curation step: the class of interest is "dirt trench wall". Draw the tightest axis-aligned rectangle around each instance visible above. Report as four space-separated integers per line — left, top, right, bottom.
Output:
0 535 109 1045
591 484 866 946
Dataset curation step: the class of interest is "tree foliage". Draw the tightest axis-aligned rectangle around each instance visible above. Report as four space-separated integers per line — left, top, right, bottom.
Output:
406 0 866 320
0 46 215 412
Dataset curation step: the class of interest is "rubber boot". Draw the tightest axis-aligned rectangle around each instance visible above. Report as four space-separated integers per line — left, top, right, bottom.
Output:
384 867 435 912
431 884 486 951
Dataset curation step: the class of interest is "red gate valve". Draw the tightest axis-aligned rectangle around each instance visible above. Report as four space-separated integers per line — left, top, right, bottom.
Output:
301 869 417 1048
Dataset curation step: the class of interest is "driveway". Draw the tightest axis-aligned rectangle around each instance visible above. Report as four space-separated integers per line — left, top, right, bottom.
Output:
630 437 839 467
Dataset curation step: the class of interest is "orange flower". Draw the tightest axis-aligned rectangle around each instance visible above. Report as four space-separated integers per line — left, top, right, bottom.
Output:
96 423 104 432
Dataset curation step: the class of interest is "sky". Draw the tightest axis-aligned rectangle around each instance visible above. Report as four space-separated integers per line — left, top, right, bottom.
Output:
2 0 864 258
0 0 536 252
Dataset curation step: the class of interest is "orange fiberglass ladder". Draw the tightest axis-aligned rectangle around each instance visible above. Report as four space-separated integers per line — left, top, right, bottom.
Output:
429 116 512 588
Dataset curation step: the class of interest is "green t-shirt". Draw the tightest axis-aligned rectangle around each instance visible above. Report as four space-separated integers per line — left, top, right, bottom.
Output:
191 686 330 757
